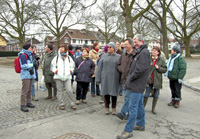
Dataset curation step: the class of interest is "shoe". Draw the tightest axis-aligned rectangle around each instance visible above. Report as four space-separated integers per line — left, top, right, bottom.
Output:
112 108 116 115
124 114 129 120
100 96 104 104
45 96 52 100
105 108 109 115
168 100 175 106
76 100 80 105
51 97 57 101
26 103 35 108
60 105 65 110
133 125 145 131
71 105 77 110
21 105 29 112
116 113 124 120
97 94 100 96
117 131 133 139
32 95 38 101
174 100 180 108
82 100 87 104
92 94 95 97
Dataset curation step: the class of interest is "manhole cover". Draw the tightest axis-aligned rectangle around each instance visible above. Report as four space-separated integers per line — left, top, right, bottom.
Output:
55 133 93 139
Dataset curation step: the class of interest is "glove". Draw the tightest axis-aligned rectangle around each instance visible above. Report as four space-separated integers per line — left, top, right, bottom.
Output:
178 79 182 84
55 70 58 74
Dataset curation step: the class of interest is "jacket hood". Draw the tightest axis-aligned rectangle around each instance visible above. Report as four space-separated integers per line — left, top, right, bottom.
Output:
18 49 32 56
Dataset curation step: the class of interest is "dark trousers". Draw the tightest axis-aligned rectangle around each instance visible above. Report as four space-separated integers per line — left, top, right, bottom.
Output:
45 82 57 97
91 77 100 95
170 80 182 100
104 95 117 108
76 82 89 100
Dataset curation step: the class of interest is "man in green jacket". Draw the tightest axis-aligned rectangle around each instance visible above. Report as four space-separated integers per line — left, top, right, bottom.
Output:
43 44 57 100
165 45 187 108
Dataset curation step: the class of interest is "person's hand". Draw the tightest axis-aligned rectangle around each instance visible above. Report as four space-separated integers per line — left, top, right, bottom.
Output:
178 79 182 84
62 56 65 60
155 64 159 69
70 70 72 74
55 70 58 74
96 82 100 85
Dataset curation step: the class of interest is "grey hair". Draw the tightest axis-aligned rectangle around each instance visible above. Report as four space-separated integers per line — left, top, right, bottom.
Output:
125 38 134 47
133 34 143 42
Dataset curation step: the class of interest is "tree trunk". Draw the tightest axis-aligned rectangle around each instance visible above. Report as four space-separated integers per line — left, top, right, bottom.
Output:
185 38 191 57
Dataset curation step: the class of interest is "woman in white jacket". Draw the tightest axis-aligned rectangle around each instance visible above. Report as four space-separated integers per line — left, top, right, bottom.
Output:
51 45 76 110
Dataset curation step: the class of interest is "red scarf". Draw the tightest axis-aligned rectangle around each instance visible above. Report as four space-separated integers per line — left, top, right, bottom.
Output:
94 49 99 53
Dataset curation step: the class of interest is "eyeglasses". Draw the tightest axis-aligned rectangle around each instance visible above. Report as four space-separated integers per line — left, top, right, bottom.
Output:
108 47 112 48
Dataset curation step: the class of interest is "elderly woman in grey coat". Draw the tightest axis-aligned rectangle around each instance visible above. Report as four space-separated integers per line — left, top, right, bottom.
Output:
96 42 121 115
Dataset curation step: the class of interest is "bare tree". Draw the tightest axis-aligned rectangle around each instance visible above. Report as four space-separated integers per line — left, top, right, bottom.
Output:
119 0 155 38
0 0 41 48
38 0 97 49
85 0 122 43
167 0 200 57
143 0 173 58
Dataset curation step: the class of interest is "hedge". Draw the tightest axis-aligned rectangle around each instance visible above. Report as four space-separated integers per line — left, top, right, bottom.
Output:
190 49 200 54
0 51 19 57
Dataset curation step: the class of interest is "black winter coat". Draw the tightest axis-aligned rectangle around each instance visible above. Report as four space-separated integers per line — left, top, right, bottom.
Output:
125 44 150 93
74 56 95 83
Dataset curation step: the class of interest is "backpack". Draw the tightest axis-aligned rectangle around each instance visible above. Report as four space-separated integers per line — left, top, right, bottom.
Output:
14 53 28 73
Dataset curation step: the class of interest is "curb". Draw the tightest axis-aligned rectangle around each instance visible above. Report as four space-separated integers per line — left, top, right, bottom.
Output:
183 82 200 92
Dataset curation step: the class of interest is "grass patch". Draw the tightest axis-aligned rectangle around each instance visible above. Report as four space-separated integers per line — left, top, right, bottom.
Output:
0 57 16 67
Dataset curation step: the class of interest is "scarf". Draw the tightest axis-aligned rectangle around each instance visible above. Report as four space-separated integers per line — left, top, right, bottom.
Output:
164 53 180 77
94 49 99 53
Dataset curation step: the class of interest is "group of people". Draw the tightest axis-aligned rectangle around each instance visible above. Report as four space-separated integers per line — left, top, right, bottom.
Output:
18 34 186 139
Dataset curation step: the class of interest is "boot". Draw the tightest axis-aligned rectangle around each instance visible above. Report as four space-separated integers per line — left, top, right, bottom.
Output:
112 108 116 115
174 100 180 108
45 88 52 99
152 98 158 114
105 108 109 115
168 100 175 106
21 105 29 112
143 97 148 107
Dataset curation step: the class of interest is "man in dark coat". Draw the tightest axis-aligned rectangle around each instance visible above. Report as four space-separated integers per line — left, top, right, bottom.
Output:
117 34 150 139
42 44 57 100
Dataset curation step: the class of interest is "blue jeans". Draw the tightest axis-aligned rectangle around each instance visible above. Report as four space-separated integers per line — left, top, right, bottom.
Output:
124 90 145 132
120 90 130 117
119 83 123 96
91 77 100 95
144 85 159 98
31 79 35 96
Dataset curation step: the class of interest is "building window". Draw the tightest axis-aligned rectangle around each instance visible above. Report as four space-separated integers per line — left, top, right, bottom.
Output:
64 37 68 43
91 40 94 44
85 40 88 44
81 40 83 43
73 39 76 43
102 41 105 45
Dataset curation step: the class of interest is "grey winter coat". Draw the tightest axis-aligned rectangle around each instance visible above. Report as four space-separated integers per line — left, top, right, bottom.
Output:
42 51 57 83
125 45 150 93
95 53 121 96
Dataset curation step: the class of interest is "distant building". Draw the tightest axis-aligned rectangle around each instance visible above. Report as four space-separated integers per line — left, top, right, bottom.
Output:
0 35 8 51
45 28 122 50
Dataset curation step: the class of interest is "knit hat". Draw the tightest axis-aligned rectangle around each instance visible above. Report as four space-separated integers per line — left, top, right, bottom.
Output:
108 42 116 51
23 44 31 50
68 45 73 50
172 45 181 53
104 44 108 53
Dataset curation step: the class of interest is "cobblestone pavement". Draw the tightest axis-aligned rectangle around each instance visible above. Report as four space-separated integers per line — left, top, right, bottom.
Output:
0 66 113 130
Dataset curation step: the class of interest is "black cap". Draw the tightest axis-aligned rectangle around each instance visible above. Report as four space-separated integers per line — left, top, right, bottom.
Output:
23 44 31 50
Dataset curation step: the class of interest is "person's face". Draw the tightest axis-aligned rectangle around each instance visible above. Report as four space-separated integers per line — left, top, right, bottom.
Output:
116 42 120 50
32 47 36 53
27 47 32 52
82 50 88 57
124 40 132 51
45 45 50 52
108 45 114 54
152 48 159 57
60 47 65 53
171 49 176 55
76 49 80 53
133 38 143 49
95 44 99 49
